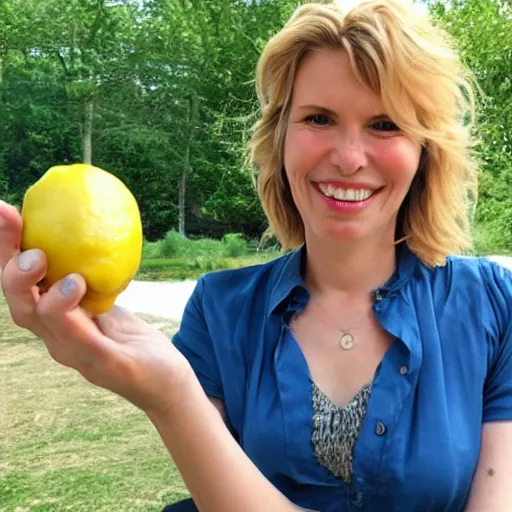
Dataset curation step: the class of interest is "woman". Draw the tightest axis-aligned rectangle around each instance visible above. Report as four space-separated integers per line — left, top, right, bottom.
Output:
1 0 511 511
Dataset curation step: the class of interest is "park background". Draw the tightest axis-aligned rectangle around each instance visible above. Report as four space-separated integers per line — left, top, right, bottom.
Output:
1 0 511 510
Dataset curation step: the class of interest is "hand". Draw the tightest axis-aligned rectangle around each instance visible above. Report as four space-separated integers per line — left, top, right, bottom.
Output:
0 200 192 416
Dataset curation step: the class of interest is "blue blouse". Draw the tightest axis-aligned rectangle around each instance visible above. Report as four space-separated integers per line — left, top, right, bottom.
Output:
173 244 512 512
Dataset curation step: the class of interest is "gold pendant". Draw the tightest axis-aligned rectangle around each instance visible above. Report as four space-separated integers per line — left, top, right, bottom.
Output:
339 333 354 350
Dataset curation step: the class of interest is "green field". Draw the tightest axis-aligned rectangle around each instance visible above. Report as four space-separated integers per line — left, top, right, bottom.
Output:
0 293 189 512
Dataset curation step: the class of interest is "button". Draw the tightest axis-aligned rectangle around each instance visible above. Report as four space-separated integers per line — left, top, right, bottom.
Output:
400 365 409 375
374 290 383 302
313 414 321 427
375 421 387 436
349 491 364 507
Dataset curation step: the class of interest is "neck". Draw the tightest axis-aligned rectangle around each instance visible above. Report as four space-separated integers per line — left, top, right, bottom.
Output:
304 233 397 298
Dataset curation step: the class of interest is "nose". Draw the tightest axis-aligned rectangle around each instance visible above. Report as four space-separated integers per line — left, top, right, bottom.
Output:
329 132 367 176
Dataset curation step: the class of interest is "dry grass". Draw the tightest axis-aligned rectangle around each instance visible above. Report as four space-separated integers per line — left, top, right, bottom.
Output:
0 293 189 512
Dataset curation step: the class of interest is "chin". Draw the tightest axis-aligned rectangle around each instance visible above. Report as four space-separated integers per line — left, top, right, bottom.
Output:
314 224 366 243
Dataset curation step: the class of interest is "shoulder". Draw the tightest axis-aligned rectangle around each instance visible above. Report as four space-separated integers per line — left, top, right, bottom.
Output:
416 253 512 288
196 249 299 312
415 255 512 324
445 255 512 296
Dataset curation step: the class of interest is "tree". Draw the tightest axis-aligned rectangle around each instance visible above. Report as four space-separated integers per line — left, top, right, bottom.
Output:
430 0 512 252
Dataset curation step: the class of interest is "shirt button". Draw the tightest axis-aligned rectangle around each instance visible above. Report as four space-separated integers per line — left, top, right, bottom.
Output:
313 414 321 426
349 491 364 507
375 421 387 436
399 365 409 375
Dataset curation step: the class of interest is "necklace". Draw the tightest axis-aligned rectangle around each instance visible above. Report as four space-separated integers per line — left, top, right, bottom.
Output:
313 300 372 351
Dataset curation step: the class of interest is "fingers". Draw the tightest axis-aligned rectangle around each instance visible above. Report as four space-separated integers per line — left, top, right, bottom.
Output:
1 249 48 328
38 273 88 320
0 200 23 268
2 247 88 335
2 246 114 370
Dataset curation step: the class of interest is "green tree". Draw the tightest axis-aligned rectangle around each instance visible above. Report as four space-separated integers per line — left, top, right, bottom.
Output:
430 0 512 252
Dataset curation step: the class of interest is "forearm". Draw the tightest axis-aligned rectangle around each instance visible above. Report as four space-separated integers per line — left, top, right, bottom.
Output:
147 369 300 512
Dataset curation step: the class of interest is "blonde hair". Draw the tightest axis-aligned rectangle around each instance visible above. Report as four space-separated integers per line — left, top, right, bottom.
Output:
250 0 479 267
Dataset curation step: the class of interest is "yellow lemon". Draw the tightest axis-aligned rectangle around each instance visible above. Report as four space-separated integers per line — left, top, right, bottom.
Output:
21 163 143 316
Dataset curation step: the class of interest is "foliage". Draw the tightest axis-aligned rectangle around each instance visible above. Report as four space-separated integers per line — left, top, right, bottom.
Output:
0 0 510 252
223 233 248 257
1 0 306 241
429 0 512 252
147 229 250 260
137 231 279 280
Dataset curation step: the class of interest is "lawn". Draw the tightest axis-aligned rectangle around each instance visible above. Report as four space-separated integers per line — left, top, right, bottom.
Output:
0 293 189 512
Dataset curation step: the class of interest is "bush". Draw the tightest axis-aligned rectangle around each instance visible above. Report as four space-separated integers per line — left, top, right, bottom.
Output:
150 230 251 260
222 233 248 257
141 239 161 259
159 230 188 258
472 223 512 256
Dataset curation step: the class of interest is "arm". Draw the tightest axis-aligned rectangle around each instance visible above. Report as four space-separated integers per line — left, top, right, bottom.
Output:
465 422 512 511
148 369 302 512
466 262 512 511
0 204 307 512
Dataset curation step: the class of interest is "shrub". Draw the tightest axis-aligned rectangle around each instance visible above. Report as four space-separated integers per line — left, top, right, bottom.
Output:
222 233 248 257
159 230 188 258
141 239 161 260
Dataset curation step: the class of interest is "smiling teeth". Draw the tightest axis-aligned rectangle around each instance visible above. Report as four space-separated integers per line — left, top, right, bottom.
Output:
318 184 373 202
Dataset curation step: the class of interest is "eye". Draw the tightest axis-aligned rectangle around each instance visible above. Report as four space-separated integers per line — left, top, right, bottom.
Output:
371 120 400 132
305 114 332 126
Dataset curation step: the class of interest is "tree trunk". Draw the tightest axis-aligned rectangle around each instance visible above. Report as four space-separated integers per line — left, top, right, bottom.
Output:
83 98 94 165
178 93 198 237
0 47 6 93
179 147 188 237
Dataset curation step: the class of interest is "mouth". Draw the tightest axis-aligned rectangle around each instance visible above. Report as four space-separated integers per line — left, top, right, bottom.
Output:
316 183 379 202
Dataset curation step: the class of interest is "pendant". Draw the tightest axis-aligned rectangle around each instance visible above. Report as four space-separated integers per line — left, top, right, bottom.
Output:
339 333 354 350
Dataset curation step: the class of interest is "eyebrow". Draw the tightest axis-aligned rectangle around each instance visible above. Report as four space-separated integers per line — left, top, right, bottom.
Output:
296 105 338 117
295 104 389 121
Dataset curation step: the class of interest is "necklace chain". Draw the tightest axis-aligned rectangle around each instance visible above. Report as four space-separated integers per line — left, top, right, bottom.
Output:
312 299 372 350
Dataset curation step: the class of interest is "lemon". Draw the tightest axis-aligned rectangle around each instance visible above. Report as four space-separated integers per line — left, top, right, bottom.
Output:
21 163 143 316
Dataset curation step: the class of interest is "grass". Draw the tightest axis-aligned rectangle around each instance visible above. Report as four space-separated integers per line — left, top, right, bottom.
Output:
136 253 279 281
0 293 189 512
0 233 279 510
137 231 281 281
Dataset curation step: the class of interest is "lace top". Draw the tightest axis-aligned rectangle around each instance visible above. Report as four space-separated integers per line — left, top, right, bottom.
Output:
311 381 372 483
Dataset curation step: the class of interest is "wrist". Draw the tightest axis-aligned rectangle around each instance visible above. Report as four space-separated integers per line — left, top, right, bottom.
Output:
144 360 203 424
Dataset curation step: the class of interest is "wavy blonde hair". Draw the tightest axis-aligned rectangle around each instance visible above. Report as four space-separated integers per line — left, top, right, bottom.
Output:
250 0 479 267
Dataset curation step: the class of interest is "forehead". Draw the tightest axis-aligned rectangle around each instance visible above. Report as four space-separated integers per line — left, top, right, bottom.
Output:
291 48 384 116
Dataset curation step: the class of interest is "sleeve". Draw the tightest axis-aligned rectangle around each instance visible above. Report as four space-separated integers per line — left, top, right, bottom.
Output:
482 261 512 421
172 276 224 401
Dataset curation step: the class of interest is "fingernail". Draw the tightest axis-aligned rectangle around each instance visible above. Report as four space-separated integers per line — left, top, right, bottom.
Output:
60 276 77 295
17 249 40 272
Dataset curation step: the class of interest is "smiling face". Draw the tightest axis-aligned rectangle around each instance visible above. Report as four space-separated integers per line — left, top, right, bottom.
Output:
283 48 422 246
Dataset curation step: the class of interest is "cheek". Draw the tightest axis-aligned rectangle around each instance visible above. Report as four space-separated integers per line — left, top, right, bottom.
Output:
373 138 421 187
284 126 328 177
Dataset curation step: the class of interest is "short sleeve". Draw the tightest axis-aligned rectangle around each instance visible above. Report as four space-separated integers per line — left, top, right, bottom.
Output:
482 261 512 421
172 277 224 400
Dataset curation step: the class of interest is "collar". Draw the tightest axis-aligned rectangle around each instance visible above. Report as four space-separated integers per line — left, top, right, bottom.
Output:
268 245 309 317
267 242 419 317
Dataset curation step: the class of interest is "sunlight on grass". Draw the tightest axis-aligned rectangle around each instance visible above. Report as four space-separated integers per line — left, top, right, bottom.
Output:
0 293 188 511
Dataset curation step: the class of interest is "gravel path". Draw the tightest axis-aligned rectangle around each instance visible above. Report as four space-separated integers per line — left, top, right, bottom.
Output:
115 256 512 321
